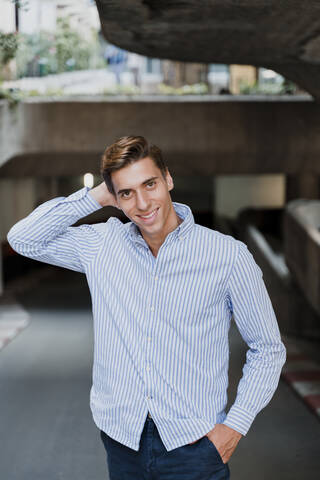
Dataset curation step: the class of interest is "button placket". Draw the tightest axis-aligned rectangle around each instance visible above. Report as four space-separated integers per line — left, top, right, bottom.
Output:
145 266 160 401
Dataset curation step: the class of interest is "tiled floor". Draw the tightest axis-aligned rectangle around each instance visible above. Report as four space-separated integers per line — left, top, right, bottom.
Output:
281 336 320 418
0 293 30 351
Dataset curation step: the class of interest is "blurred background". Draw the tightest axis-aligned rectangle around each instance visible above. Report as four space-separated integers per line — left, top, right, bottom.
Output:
0 1 319 479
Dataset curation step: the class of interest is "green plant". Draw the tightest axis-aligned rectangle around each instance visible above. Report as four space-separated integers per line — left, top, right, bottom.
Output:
25 89 41 96
157 82 209 95
0 85 24 106
55 17 92 73
239 79 297 95
16 31 58 77
10 0 29 10
15 17 103 77
43 87 64 97
0 32 19 66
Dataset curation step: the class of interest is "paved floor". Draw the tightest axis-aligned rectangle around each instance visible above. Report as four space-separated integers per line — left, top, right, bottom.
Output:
0 268 319 479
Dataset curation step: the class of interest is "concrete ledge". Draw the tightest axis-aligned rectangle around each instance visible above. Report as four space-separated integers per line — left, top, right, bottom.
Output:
235 213 320 339
0 94 313 103
284 199 320 315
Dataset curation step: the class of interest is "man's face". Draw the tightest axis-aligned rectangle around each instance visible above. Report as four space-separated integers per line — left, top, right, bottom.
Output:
111 156 176 241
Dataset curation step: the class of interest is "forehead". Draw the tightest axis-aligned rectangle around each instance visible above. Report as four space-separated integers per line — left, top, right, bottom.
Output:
111 157 163 190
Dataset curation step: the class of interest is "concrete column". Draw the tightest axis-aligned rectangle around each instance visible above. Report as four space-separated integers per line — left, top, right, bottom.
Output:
0 178 36 295
0 242 3 296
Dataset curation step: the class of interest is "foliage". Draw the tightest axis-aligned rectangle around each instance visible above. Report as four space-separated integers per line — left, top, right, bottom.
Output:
0 85 24 106
15 17 103 77
21 88 64 97
102 82 210 97
157 82 209 95
0 32 19 66
239 79 298 95
16 31 57 77
0 84 66 108
55 17 91 73
9 0 29 10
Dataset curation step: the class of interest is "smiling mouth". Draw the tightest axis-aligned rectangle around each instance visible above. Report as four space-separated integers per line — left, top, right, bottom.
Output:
137 208 159 220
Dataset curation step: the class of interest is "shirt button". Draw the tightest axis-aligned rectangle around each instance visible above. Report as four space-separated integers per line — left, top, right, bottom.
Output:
146 366 150 371
150 306 155 312
154 276 158 281
147 337 152 342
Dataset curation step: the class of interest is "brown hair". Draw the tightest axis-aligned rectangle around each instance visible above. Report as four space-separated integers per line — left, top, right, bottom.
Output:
100 135 168 196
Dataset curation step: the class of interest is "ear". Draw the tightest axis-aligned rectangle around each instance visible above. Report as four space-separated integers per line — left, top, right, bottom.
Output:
115 196 122 210
166 170 174 191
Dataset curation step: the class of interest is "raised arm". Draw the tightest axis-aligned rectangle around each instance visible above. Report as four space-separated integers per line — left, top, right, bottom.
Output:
7 182 119 274
222 241 286 436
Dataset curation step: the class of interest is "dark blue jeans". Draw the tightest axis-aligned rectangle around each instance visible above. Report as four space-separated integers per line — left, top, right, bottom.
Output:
100 415 231 479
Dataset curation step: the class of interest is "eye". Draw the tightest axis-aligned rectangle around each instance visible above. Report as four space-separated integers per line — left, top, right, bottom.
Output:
147 181 156 187
121 191 131 199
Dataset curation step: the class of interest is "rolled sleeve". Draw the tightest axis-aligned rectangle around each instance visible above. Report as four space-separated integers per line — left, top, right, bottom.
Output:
7 186 104 274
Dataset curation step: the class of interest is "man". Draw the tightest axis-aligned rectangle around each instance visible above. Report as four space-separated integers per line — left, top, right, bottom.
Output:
103 44 128 85
7 135 286 479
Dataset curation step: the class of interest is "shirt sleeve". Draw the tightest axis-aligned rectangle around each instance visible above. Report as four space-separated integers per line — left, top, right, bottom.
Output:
7 186 105 274
222 241 287 436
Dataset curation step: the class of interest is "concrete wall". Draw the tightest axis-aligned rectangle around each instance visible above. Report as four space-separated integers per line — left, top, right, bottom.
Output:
215 174 285 218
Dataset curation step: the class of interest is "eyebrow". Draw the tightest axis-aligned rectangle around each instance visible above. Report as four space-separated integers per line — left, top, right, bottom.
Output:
117 176 159 195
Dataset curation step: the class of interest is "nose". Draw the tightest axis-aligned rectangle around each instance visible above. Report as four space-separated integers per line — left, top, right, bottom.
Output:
136 189 151 212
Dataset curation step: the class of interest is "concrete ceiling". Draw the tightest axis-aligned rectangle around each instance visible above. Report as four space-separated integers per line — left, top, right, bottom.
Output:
95 0 320 100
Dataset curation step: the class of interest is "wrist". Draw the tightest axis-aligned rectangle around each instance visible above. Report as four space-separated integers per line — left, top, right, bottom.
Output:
88 187 104 207
88 183 114 207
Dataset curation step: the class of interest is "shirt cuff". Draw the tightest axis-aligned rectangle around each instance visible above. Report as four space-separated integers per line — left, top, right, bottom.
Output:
65 186 103 216
222 404 256 436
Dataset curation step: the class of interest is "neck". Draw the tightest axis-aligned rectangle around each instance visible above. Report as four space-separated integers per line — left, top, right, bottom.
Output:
142 212 183 257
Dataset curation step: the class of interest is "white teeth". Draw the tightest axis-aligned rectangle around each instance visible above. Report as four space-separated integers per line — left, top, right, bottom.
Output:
140 209 157 219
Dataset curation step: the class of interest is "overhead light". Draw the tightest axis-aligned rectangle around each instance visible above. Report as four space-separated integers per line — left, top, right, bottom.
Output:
83 173 94 188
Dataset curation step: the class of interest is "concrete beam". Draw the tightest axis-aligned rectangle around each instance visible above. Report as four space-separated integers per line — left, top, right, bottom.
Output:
95 0 320 99
1 96 320 177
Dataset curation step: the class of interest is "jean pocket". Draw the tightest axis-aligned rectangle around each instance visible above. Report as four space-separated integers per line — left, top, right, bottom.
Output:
100 429 109 450
203 436 225 464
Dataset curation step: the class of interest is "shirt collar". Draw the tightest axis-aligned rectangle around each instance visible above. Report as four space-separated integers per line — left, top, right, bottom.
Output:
128 201 194 245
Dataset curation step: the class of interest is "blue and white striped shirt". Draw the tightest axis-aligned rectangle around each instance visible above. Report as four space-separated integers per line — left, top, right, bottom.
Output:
7 186 286 451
